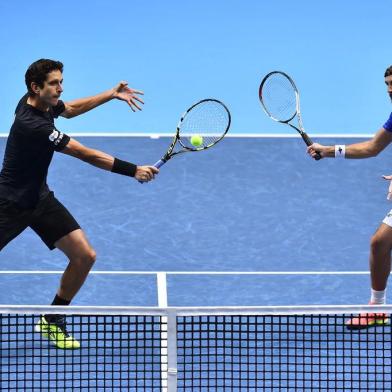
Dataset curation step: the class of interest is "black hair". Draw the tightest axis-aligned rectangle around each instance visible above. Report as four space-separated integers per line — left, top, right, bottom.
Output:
25 59 63 96
384 65 392 78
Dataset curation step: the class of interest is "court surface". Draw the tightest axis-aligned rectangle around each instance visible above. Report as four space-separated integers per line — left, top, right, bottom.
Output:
1 136 392 307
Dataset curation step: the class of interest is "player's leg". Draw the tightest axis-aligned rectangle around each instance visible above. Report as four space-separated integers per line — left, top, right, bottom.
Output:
30 193 90 349
346 220 392 330
35 229 95 349
369 222 392 292
54 228 96 301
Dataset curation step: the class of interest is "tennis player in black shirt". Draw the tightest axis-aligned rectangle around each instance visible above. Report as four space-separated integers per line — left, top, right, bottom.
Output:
0 59 158 349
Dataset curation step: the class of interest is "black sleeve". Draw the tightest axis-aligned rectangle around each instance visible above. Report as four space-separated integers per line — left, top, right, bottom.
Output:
49 127 70 151
52 100 66 118
25 120 70 152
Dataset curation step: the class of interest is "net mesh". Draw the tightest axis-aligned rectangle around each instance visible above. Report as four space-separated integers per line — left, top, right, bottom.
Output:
1 306 391 391
260 72 298 122
1 313 167 391
177 314 391 391
178 100 230 150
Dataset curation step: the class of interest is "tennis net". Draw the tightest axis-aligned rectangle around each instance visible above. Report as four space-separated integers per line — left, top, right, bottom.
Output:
1 305 391 391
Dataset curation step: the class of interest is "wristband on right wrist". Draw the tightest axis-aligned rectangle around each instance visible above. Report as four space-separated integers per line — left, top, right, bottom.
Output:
111 158 137 177
334 145 346 158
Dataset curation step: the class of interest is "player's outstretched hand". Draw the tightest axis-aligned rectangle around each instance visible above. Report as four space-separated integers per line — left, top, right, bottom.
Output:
135 166 159 183
113 81 144 112
307 143 326 159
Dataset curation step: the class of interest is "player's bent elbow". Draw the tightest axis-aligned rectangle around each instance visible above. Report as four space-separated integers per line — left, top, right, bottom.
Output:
371 145 384 157
366 142 382 157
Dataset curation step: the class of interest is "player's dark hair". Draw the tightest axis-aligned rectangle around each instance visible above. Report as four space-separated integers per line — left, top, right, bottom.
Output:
384 65 392 78
25 59 63 96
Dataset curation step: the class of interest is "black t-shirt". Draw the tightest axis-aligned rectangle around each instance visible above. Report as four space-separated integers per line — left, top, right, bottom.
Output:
0 94 70 208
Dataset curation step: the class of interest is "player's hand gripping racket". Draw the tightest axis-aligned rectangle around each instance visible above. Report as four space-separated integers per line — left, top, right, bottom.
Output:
153 98 231 169
259 71 321 160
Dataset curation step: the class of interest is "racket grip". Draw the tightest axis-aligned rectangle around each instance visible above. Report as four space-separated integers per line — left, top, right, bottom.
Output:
301 133 322 161
138 159 166 184
154 159 166 168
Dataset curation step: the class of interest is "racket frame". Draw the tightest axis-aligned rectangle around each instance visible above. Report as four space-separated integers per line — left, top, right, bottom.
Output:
154 98 231 168
259 71 319 153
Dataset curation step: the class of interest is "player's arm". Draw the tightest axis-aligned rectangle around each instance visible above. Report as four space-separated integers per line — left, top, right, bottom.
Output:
307 128 392 159
60 138 158 182
60 81 144 118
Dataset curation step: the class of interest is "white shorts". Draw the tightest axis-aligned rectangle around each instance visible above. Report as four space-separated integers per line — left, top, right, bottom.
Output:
382 210 392 227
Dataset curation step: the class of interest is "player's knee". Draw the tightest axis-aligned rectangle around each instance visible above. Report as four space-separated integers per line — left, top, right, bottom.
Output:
84 248 97 266
75 248 96 269
370 234 391 253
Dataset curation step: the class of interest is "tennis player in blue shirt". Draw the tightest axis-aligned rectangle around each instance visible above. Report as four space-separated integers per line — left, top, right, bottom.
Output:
307 65 392 329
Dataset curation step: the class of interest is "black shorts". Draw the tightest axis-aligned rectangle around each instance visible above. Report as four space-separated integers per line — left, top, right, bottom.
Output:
0 192 80 251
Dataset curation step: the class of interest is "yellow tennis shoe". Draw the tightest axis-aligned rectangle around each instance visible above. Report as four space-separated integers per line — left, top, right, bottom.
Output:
35 315 80 349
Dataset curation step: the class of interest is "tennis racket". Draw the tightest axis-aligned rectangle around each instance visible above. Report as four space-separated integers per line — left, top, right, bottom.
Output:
259 71 321 160
153 98 231 168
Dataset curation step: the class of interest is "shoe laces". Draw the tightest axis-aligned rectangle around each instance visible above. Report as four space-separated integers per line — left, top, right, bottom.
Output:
46 315 71 337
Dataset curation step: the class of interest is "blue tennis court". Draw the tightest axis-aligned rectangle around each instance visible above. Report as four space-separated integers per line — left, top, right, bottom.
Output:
2 136 392 391
1 136 391 306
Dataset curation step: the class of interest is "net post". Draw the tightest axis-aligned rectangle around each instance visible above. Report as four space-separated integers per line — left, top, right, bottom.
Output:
157 273 176 391
166 309 178 392
157 272 168 307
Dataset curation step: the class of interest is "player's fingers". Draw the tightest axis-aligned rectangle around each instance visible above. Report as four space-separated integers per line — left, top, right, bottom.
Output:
146 168 158 179
307 147 316 155
146 168 155 180
382 175 392 180
133 95 144 104
127 100 136 112
131 89 144 95
128 99 141 111
131 99 142 111
140 174 151 182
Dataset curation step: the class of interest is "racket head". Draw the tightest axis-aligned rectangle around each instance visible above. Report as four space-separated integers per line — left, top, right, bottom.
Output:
176 99 231 151
259 71 299 123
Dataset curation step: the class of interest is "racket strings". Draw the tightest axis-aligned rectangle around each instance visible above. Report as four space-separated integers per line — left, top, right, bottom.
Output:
178 100 230 149
261 74 297 122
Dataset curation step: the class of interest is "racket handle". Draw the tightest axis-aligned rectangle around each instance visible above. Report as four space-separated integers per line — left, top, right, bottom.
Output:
313 152 322 161
301 133 322 161
154 159 166 168
138 159 166 184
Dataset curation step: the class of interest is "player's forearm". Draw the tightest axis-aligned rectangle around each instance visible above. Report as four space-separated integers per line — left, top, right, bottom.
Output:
61 138 137 176
63 89 115 118
80 149 138 177
79 148 115 170
321 140 380 159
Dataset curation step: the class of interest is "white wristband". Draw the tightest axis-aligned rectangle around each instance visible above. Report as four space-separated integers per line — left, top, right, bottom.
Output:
335 145 346 158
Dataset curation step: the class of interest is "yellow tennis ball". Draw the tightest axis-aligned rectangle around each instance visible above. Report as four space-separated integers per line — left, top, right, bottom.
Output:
190 135 203 147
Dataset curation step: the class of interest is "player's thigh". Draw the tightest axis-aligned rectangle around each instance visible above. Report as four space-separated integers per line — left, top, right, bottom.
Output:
55 229 96 262
29 193 81 251
0 199 31 251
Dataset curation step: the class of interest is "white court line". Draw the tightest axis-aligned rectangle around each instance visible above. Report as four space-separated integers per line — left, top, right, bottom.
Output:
0 133 373 138
0 270 370 275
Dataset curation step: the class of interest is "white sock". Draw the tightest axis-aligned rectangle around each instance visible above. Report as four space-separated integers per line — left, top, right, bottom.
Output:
370 288 386 305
